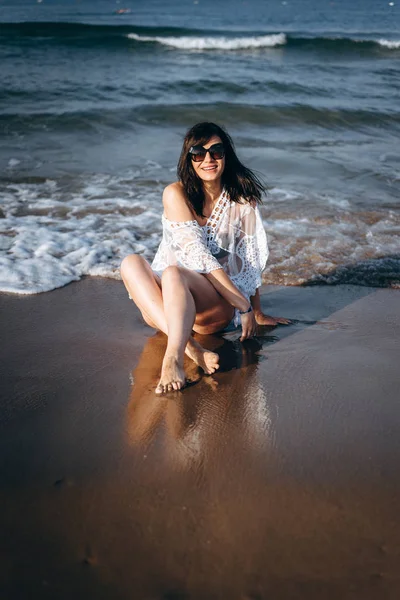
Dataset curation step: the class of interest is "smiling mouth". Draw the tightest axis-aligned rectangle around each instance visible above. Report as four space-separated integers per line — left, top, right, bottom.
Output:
202 165 217 171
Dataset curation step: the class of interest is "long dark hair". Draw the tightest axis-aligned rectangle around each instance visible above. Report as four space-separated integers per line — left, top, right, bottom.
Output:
177 122 266 217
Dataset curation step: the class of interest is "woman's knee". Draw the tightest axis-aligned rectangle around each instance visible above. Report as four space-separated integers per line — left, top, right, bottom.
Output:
161 265 187 285
120 254 146 279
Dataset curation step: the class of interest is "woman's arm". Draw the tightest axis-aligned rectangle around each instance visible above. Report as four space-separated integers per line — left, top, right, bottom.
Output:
205 269 248 313
205 269 257 341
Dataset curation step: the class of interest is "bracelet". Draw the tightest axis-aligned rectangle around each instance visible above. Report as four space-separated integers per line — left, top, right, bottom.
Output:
239 305 253 315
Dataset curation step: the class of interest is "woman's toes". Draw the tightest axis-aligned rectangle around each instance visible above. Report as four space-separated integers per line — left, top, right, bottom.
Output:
155 355 186 394
155 380 185 394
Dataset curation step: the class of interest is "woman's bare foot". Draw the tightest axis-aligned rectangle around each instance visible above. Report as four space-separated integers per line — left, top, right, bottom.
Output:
186 339 220 375
155 355 186 395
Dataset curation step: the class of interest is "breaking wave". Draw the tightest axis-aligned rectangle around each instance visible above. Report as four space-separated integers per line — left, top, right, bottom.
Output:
1 22 399 53
126 32 286 50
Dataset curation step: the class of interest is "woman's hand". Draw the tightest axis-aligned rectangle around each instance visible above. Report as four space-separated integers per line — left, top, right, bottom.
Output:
240 310 258 341
254 312 291 326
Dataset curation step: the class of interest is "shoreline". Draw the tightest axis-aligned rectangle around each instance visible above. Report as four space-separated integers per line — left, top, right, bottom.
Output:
1 279 399 599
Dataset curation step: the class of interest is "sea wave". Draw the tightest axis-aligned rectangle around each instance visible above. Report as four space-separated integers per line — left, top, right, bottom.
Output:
0 21 197 38
127 32 400 52
126 32 286 50
1 22 399 53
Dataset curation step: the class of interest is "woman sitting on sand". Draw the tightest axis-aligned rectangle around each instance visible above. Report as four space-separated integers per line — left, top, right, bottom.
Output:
121 122 288 394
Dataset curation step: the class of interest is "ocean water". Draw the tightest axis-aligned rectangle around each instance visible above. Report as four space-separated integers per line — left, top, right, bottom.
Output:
0 0 399 293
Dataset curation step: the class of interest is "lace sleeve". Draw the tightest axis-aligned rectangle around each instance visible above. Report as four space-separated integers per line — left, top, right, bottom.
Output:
230 204 269 298
162 217 223 274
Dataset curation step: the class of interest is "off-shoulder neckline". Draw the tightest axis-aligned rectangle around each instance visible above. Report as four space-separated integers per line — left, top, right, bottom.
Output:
163 189 227 228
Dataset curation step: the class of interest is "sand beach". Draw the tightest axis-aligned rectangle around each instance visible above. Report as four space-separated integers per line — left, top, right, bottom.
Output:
1 279 399 599
1 0 400 597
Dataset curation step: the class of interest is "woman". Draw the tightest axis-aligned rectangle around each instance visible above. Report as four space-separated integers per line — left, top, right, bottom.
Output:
121 122 288 394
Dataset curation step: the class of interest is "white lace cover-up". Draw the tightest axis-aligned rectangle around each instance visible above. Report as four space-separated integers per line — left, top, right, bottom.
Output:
151 189 269 308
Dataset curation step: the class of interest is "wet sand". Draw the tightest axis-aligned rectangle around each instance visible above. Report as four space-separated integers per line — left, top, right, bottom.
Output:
0 278 399 600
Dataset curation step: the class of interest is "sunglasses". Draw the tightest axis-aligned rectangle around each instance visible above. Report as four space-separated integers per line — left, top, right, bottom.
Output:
188 143 225 162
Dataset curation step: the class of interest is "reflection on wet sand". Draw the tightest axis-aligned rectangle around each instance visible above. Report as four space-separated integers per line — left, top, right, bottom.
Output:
126 331 279 471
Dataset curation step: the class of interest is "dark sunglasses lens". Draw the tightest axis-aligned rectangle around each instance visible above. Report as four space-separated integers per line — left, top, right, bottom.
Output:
210 149 224 160
191 151 207 162
208 144 224 160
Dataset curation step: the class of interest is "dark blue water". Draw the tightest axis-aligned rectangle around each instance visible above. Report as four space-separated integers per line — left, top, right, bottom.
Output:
0 0 399 293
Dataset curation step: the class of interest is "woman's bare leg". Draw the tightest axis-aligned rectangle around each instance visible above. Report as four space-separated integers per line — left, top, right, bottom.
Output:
155 266 197 392
156 265 234 393
120 256 231 388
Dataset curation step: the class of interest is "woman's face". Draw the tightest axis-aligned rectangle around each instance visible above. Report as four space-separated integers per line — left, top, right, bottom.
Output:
190 135 225 184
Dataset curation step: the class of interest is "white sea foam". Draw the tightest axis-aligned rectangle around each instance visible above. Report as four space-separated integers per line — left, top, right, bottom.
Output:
127 33 287 50
0 176 399 293
0 211 161 294
377 39 400 49
0 174 163 294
